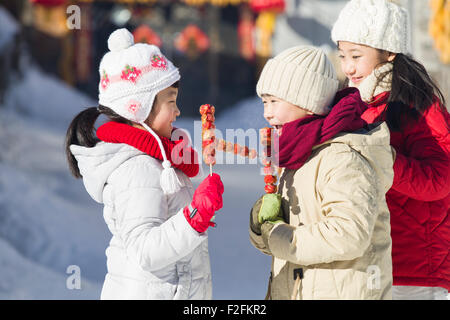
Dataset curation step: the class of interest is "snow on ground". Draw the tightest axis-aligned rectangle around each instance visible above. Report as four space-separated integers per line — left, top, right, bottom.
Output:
0 67 109 299
0 236 101 299
0 63 272 299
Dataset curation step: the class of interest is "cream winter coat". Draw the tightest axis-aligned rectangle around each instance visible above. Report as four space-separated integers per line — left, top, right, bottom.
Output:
70 142 212 300
250 123 395 300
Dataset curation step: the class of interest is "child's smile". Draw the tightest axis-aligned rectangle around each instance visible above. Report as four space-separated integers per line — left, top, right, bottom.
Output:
351 76 364 85
262 94 313 136
337 41 395 87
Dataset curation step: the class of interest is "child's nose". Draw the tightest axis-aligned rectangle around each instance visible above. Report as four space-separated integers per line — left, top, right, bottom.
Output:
344 62 356 76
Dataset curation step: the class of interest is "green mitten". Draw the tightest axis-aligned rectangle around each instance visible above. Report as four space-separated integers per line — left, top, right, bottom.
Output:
258 193 284 224
250 193 284 236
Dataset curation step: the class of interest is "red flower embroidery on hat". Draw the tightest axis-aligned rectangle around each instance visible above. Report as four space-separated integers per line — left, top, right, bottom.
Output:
127 100 141 115
121 65 142 83
101 70 109 90
151 55 168 70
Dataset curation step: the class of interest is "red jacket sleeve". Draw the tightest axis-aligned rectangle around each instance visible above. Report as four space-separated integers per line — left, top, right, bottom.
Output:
391 104 450 201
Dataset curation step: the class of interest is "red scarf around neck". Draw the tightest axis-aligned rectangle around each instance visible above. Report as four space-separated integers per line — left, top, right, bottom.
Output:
96 121 199 178
277 87 368 170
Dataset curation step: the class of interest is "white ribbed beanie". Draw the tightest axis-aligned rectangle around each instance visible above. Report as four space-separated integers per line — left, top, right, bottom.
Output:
331 0 411 54
256 46 339 115
98 28 182 194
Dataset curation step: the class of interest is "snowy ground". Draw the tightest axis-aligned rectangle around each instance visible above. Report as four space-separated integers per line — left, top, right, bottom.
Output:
0 64 272 299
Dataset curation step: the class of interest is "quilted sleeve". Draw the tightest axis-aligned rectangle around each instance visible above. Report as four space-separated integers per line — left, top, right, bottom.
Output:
112 162 206 272
392 105 450 201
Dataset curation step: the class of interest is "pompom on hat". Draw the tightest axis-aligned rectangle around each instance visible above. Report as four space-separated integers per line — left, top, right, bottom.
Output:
256 45 339 115
331 0 411 54
98 28 182 194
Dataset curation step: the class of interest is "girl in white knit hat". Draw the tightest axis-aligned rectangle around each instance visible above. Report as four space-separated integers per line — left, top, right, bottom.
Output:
65 28 224 299
249 45 395 299
332 0 450 300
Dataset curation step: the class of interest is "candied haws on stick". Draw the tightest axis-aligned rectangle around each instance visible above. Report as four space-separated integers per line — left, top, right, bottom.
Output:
200 104 216 167
260 127 277 194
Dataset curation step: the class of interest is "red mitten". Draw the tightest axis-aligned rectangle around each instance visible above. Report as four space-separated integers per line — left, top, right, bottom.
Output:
184 173 224 233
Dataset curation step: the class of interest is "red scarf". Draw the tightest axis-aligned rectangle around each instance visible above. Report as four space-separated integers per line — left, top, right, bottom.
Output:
277 87 368 170
96 121 199 178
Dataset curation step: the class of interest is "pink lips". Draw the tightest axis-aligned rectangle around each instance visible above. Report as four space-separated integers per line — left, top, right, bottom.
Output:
351 77 363 84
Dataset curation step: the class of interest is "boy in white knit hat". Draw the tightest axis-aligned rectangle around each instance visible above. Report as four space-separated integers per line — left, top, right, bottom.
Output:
332 0 450 300
249 45 395 299
65 28 224 299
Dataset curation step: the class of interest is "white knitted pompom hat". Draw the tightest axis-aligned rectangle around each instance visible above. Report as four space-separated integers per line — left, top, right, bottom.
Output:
256 45 339 115
98 28 182 194
331 0 411 54
99 28 180 122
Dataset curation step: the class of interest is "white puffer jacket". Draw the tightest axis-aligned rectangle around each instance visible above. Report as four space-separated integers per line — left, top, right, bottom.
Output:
70 142 212 300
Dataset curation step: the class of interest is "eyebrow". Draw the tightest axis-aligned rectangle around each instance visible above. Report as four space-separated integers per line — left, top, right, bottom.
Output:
339 48 363 53
167 90 178 97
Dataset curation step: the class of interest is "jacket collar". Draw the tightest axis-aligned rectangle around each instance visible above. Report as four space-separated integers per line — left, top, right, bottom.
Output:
368 91 390 106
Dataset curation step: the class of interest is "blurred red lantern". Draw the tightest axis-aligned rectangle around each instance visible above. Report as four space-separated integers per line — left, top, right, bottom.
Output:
30 0 66 7
238 6 255 61
174 24 210 58
133 25 162 48
182 0 208 6
31 0 69 37
249 0 285 13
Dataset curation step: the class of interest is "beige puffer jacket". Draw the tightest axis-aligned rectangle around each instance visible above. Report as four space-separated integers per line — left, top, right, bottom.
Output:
250 123 395 300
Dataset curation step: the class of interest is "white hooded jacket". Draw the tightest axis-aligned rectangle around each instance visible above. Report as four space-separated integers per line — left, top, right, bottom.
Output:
70 141 212 300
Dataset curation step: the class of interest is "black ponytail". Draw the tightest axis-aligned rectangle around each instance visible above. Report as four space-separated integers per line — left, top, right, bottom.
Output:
65 107 101 178
65 105 132 178
384 53 446 131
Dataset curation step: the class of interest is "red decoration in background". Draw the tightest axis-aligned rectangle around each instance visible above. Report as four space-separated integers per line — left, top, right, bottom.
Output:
30 0 66 7
133 25 162 48
249 0 285 13
174 25 210 55
238 6 256 61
